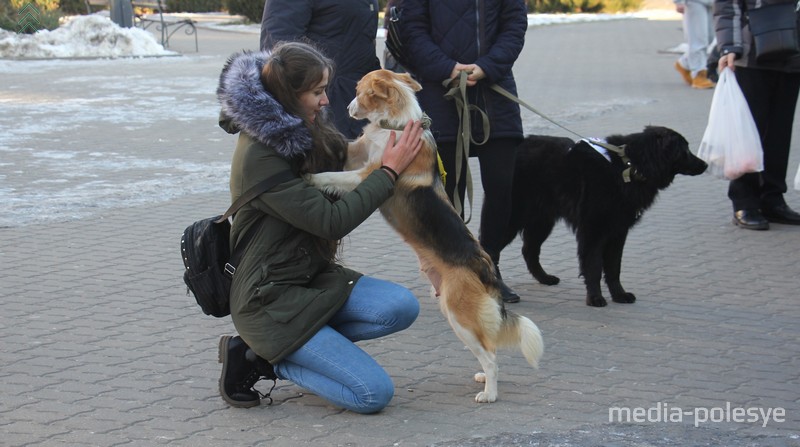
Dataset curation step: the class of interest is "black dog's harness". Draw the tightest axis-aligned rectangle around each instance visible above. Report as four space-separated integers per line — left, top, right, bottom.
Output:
487 82 644 183
580 138 645 183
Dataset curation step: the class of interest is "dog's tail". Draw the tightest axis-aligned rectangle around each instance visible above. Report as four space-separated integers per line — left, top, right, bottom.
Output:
497 312 544 369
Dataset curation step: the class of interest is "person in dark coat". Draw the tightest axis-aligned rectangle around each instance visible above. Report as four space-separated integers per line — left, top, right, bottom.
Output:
714 0 800 230
260 0 382 139
399 0 528 302
216 42 424 413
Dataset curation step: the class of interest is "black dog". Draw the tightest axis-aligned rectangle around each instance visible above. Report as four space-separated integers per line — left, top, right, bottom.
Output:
501 126 708 307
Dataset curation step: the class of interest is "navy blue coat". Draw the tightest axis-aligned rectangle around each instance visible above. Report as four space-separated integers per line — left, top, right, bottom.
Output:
399 0 527 143
260 0 382 139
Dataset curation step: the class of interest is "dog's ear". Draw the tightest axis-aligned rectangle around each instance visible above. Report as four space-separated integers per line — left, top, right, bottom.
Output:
397 73 422 92
644 126 688 153
369 78 392 100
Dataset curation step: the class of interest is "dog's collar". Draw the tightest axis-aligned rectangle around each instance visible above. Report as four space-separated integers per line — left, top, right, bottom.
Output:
378 113 432 131
581 138 643 183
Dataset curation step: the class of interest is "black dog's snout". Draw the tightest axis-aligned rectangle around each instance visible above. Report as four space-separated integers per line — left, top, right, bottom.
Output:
682 153 708 176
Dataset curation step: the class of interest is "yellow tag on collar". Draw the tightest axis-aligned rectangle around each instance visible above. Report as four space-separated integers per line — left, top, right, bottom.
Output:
437 152 447 186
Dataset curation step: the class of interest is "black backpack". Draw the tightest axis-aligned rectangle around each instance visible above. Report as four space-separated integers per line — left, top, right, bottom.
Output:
180 171 294 317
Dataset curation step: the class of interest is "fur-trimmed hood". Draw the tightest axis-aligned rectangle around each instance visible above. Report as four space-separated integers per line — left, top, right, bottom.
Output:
217 50 312 159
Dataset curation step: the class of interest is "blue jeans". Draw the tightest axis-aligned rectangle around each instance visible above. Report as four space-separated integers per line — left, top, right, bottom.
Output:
273 276 419 414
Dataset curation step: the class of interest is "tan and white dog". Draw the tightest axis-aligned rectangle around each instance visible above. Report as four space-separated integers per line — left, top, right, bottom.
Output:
307 69 543 403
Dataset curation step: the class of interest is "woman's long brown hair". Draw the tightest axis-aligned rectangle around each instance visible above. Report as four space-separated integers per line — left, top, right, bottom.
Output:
260 41 348 261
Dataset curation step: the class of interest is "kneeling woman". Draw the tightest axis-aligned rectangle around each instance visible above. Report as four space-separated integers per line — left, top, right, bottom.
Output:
215 41 424 414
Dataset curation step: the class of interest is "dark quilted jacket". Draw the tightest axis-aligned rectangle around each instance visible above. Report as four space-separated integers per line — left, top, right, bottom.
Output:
260 0 382 139
399 0 528 143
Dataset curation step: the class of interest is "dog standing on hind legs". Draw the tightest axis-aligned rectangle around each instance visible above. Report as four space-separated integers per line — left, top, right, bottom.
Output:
306 69 543 403
499 127 708 307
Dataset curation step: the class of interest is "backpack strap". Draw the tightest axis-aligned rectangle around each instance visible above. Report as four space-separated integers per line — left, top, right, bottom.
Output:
220 169 296 277
215 170 296 224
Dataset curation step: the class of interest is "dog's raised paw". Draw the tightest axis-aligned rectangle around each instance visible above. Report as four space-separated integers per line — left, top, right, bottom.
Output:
474 372 486 383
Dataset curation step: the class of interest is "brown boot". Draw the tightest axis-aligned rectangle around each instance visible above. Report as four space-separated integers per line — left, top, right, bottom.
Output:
674 61 692 85
691 70 716 89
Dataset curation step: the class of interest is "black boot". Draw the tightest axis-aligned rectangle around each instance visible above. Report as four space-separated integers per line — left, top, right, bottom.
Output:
218 335 263 408
245 348 278 381
495 264 520 303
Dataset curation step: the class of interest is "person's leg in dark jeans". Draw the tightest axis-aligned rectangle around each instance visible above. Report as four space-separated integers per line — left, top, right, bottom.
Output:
758 72 800 214
476 138 521 302
435 139 521 302
732 68 800 228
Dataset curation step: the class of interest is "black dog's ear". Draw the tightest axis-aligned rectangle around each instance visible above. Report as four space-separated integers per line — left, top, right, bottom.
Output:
644 126 687 148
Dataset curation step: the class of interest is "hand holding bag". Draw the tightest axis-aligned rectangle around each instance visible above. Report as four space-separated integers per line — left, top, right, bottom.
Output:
698 69 764 180
747 0 800 62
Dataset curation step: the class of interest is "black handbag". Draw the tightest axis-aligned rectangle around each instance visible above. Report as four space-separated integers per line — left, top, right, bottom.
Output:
180 171 294 317
747 1 800 62
385 6 412 71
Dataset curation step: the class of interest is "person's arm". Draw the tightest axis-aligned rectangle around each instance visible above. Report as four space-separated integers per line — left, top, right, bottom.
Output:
472 0 527 84
260 0 313 50
713 0 744 72
252 121 424 240
400 0 457 83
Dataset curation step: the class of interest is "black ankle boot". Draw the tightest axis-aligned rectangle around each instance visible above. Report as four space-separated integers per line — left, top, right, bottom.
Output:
495 265 520 303
245 348 278 381
218 335 262 408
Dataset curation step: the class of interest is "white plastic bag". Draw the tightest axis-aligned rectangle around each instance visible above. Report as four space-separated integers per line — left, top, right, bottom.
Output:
697 69 764 180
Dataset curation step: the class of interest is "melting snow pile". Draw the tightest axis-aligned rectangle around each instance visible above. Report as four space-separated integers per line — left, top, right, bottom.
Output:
0 15 173 59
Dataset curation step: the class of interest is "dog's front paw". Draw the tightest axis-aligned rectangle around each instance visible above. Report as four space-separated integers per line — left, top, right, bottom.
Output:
535 274 560 286
474 372 486 383
586 294 608 307
304 173 347 197
612 292 636 304
475 390 497 403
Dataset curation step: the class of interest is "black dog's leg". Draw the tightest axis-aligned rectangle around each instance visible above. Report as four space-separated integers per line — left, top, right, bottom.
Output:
521 219 560 285
576 231 607 307
604 231 636 303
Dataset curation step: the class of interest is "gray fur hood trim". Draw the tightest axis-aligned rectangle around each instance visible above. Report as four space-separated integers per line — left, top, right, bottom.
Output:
217 50 312 159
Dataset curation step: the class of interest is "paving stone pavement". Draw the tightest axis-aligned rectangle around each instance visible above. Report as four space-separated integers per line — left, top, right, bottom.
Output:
2 15 800 447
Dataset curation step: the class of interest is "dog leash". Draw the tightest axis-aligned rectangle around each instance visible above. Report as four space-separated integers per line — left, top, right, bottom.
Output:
488 84 640 183
442 70 490 221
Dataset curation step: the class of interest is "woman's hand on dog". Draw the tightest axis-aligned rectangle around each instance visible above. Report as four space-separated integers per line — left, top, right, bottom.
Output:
381 120 424 176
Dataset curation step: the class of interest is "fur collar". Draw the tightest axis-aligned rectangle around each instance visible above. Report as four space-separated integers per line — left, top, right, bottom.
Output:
217 50 311 159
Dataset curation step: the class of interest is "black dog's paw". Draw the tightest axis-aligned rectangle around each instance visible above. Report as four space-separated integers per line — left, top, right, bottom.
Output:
612 292 636 304
586 294 608 307
535 274 560 286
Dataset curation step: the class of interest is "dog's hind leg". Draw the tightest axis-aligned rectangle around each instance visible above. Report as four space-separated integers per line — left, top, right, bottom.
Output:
603 230 636 303
521 219 560 285
445 312 499 403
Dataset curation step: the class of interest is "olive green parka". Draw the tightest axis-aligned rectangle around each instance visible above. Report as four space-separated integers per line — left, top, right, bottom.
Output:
218 51 395 363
